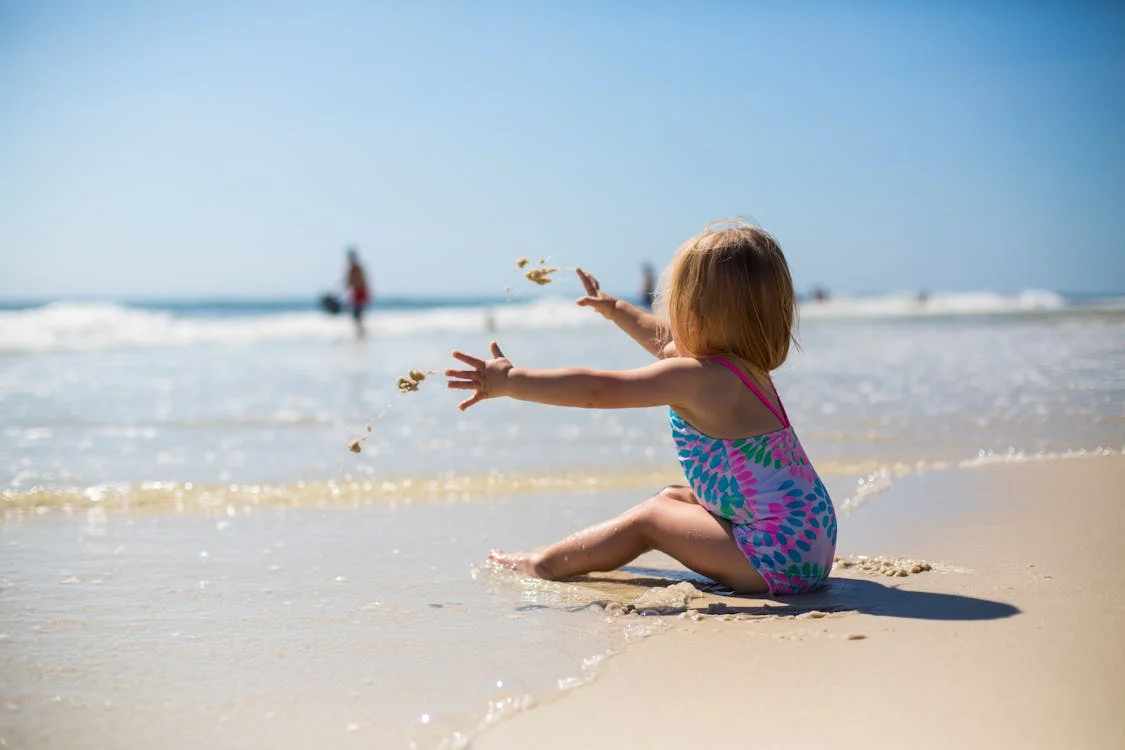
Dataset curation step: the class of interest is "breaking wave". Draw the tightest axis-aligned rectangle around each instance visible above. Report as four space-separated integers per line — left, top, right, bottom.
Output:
0 290 1118 352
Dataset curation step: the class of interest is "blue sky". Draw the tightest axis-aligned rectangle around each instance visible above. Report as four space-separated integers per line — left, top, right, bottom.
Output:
1 1 1122 299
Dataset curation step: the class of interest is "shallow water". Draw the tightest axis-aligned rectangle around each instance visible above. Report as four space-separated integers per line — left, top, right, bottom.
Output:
2 491 686 749
1 301 1123 748
3 310 1121 493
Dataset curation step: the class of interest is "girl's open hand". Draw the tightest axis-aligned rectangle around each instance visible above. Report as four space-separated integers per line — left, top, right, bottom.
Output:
575 268 618 320
445 341 513 411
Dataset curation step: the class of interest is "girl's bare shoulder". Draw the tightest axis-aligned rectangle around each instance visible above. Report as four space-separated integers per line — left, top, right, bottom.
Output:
640 356 739 411
673 358 781 438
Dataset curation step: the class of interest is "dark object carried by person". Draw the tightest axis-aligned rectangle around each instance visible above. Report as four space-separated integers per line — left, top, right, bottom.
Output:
319 293 343 315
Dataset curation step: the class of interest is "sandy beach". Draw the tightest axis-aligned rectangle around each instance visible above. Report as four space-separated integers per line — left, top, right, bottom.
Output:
476 455 1125 750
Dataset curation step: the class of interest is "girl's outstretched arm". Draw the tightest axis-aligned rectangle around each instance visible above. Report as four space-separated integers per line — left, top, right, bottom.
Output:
445 341 704 411
575 268 675 358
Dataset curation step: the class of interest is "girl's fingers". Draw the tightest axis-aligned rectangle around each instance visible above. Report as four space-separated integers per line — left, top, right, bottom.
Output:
577 296 611 309
576 268 596 295
489 341 504 359
451 350 484 368
446 380 478 390
444 369 478 380
458 393 486 410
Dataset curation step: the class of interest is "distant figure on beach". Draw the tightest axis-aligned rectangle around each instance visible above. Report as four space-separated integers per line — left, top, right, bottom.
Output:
446 220 837 596
345 247 370 338
641 262 656 308
810 286 830 302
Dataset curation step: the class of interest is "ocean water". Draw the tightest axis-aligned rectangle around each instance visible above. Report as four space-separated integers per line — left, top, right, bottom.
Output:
1 291 1123 748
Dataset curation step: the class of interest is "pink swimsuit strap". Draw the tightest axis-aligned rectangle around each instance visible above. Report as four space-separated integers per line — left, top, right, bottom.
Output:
710 357 790 429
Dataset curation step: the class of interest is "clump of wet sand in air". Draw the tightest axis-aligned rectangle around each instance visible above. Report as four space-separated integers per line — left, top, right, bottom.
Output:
514 257 571 286
345 409 389 455
834 554 933 577
525 266 560 285
348 423 374 453
397 369 435 394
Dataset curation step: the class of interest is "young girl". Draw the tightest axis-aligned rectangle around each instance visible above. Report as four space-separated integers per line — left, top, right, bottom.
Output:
445 221 837 596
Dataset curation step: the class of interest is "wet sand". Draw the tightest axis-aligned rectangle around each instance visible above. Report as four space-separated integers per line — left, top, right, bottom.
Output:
476 455 1125 749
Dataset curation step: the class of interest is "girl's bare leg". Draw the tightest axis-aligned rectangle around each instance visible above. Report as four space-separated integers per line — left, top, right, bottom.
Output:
489 486 768 594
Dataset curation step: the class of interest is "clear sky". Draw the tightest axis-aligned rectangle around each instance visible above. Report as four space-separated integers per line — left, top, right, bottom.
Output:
1 1 1122 299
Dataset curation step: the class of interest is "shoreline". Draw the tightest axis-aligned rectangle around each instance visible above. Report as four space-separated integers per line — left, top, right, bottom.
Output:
475 454 1125 749
5 448 1116 519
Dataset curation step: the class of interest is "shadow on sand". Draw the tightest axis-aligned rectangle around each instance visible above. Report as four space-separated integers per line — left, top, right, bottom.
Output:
555 567 1020 622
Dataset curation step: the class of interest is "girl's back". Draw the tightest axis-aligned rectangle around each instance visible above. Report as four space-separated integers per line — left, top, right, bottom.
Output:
670 357 788 440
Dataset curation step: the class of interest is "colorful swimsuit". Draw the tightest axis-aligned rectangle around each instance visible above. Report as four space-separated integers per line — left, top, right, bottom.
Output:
670 358 837 595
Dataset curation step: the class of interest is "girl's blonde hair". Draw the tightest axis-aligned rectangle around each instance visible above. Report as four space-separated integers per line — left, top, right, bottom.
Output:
655 219 798 375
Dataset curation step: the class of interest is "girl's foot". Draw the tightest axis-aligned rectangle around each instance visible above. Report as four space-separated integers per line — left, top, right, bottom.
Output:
488 548 546 579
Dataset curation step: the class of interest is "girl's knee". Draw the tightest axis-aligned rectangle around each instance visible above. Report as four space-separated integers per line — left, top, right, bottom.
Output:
636 493 670 515
658 485 697 504
632 494 679 540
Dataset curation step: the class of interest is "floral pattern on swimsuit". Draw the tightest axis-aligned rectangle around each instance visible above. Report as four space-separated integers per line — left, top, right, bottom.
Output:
670 411 837 595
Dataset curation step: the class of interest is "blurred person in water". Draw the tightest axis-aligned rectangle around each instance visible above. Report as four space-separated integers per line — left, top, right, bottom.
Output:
446 220 837 596
345 246 371 338
641 261 657 308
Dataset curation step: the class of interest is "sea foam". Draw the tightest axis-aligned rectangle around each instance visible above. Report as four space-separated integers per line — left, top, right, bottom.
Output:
0 298 591 352
0 290 1116 353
